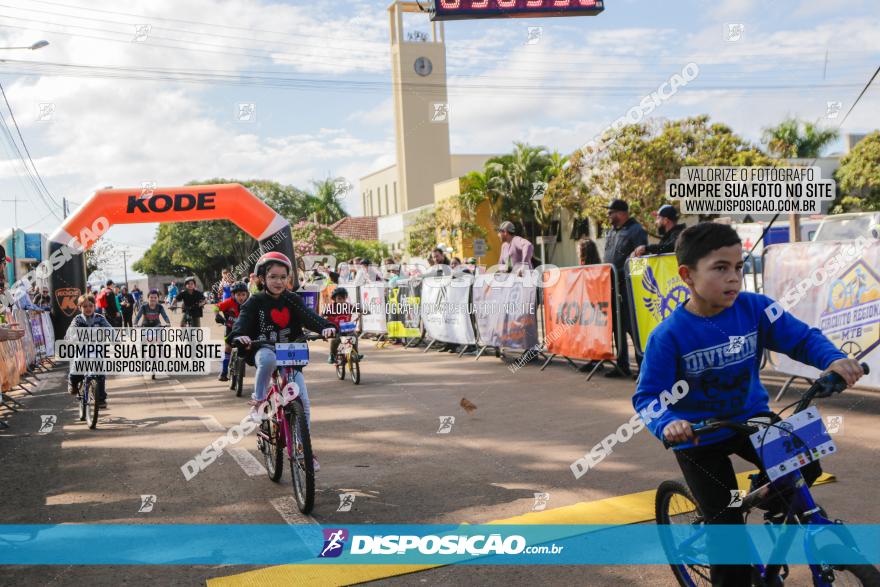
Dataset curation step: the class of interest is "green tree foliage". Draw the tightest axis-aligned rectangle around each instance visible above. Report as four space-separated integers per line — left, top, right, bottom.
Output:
832 131 880 212
761 117 839 158
290 221 388 264
406 209 439 258
564 116 775 230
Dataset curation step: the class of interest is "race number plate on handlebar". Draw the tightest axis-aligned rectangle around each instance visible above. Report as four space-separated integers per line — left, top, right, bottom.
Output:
749 407 836 481
275 343 310 367
339 321 357 335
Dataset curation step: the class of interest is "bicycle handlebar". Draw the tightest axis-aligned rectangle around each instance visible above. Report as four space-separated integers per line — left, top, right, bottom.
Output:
662 362 869 449
232 334 326 350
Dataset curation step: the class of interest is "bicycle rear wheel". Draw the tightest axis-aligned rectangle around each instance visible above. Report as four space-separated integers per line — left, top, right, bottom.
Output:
350 356 360 385
288 399 315 514
259 414 284 482
86 379 99 429
655 480 711 587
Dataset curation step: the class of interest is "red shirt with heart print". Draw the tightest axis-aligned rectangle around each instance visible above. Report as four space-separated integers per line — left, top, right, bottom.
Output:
228 290 334 363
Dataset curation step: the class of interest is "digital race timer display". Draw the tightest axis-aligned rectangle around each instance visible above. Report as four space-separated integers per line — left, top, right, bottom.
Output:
432 0 604 21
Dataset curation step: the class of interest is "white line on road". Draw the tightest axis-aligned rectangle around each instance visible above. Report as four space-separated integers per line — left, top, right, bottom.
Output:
199 415 225 432
270 496 317 526
182 397 203 410
228 447 267 477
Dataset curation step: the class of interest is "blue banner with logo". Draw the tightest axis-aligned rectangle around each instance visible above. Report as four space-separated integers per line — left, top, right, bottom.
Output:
1 524 878 565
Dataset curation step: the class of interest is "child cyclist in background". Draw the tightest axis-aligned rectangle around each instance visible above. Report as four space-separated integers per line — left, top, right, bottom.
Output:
214 282 249 382
65 294 113 408
229 252 336 470
322 286 364 364
134 289 172 327
633 222 864 586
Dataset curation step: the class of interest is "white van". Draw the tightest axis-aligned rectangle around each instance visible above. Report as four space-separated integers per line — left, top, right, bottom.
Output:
813 212 880 242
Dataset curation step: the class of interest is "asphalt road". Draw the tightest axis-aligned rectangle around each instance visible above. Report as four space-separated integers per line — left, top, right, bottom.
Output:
1 324 878 586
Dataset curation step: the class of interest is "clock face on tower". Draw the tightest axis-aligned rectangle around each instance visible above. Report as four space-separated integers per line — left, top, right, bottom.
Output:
414 57 433 77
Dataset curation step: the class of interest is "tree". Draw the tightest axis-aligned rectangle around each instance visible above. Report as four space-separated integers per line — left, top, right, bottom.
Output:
761 117 839 158
484 143 556 241
572 116 775 230
307 177 349 225
832 131 880 212
86 239 123 279
406 208 439 257
195 178 313 222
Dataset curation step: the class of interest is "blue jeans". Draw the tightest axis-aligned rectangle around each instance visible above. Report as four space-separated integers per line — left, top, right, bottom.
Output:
253 347 311 428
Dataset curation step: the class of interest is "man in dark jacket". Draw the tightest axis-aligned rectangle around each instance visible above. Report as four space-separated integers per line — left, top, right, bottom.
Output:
603 199 647 378
633 205 686 256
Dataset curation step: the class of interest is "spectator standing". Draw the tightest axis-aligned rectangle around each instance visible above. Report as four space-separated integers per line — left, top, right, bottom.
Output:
578 238 602 266
99 280 123 326
633 205 686 257
602 199 647 378
497 221 534 274
167 281 179 309
131 285 143 310
118 285 136 327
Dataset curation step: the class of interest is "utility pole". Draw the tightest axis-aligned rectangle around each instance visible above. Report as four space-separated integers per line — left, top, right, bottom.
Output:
62 197 69 218
122 249 129 286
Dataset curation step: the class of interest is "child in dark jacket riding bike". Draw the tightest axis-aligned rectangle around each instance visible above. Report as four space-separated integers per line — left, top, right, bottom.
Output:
65 294 113 407
229 252 336 469
214 282 249 382
633 222 864 586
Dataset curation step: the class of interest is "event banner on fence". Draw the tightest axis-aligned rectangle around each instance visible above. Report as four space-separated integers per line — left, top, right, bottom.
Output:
473 272 538 350
542 266 614 361
421 275 476 346
360 282 387 334
763 239 880 389
387 280 421 339
626 254 690 354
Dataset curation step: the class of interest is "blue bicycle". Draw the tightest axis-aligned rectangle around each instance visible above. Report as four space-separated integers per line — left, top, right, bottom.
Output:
656 363 879 586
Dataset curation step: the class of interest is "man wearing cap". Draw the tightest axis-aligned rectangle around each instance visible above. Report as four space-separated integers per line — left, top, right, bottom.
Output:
603 199 648 378
498 221 534 274
633 205 686 257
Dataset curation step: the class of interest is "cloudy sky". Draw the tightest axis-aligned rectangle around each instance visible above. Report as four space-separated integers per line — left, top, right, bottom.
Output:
1 0 878 278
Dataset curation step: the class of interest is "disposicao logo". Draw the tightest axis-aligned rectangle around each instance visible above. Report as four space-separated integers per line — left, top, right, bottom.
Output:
318 528 348 558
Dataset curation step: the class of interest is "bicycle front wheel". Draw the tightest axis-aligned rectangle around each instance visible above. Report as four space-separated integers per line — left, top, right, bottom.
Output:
288 399 315 514
235 358 245 397
350 356 360 385
655 480 711 587
228 349 239 392
78 387 86 421
818 545 880 586
335 356 346 380
87 379 99 429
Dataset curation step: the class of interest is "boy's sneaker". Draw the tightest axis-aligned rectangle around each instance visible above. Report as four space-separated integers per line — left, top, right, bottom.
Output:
327 355 335 364
313 456 321 472
218 372 229 382
68 382 78 396
356 353 365 361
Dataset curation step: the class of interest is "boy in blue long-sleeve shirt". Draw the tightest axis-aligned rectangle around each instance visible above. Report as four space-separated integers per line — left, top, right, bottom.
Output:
633 222 864 586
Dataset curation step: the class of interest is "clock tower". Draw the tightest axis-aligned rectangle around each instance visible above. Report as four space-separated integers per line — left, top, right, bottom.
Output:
389 1 452 212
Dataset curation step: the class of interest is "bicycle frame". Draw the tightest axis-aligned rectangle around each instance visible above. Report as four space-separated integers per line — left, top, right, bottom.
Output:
258 365 303 460
673 437 865 587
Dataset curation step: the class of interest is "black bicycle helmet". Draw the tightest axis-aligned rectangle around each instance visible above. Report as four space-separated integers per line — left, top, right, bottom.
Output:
231 282 248 294
331 286 349 298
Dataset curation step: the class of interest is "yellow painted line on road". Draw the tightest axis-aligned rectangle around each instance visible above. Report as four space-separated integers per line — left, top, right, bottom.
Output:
207 471 836 587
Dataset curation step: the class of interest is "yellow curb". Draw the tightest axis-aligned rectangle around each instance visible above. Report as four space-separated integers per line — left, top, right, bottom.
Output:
207 471 836 586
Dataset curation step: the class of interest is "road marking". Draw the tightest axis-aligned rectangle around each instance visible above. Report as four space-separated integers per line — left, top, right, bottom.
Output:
228 447 267 477
182 397 203 410
200 415 225 432
270 496 317 526
209 471 838 587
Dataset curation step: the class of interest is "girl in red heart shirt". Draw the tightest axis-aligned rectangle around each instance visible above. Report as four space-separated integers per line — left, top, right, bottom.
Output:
229 252 336 433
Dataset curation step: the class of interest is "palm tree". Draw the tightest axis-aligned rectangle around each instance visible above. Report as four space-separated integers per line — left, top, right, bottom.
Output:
762 117 839 158
485 143 554 240
308 177 349 225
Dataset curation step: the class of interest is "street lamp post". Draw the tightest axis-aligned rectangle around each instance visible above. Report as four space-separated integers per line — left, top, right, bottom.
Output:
0 40 50 51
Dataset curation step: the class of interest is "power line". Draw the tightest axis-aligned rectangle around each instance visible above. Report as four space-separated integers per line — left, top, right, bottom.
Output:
0 80 63 215
0 90 62 221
